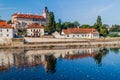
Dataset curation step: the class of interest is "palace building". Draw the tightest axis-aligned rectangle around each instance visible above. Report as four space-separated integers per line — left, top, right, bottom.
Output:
11 7 49 34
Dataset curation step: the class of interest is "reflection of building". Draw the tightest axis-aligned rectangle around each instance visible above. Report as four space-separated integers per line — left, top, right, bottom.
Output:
0 48 101 72
27 23 44 37
61 28 99 38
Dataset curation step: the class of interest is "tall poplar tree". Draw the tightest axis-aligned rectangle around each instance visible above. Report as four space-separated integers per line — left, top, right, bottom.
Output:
94 16 102 32
45 12 56 34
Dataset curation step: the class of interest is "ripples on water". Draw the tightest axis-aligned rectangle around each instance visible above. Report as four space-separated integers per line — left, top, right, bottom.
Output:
0 48 120 80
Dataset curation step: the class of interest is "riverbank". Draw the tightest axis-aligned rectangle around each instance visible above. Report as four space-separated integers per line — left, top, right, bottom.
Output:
0 37 120 49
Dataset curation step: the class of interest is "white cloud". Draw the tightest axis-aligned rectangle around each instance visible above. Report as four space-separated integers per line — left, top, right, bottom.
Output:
87 4 114 18
97 4 113 14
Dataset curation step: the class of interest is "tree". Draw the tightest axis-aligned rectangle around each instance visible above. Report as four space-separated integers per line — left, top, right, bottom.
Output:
100 24 108 38
80 24 91 28
73 21 80 27
110 25 120 32
94 16 102 32
45 12 56 34
7 20 11 24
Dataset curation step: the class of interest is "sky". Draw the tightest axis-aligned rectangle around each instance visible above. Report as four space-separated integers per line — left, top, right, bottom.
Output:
0 0 120 26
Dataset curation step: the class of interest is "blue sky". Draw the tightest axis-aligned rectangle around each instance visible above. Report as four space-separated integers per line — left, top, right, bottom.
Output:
0 0 120 26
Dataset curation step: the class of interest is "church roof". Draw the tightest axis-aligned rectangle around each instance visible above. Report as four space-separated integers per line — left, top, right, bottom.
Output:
12 13 45 20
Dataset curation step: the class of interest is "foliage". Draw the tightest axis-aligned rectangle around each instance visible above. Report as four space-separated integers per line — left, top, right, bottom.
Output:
61 21 80 30
17 29 27 36
80 24 91 28
94 16 102 32
108 32 120 37
45 12 56 34
110 25 120 32
100 24 109 37
7 20 11 24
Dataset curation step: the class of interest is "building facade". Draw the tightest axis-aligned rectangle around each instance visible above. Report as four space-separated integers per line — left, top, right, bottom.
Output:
27 23 44 37
0 20 14 44
0 20 14 42
11 7 49 31
61 28 99 38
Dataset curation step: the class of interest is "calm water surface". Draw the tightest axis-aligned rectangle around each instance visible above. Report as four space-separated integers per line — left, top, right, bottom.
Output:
0 48 120 80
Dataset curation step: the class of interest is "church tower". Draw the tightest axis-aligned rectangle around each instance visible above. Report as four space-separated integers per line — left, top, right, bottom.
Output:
42 7 49 21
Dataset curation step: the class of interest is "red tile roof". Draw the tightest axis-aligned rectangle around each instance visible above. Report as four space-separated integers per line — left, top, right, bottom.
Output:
12 13 45 20
0 21 12 28
28 23 43 29
62 28 99 34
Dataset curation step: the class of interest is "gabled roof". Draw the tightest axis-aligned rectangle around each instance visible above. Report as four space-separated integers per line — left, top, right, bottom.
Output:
12 13 45 20
27 23 43 29
0 20 12 28
62 28 99 34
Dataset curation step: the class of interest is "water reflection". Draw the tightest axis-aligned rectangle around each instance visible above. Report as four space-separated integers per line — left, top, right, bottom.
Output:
93 48 108 66
0 48 115 73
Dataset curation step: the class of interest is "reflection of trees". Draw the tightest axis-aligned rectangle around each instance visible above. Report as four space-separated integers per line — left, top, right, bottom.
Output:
110 48 119 54
45 55 56 73
94 48 108 66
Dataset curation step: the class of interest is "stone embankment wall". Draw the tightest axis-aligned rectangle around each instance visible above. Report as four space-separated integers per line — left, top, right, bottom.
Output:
0 37 120 49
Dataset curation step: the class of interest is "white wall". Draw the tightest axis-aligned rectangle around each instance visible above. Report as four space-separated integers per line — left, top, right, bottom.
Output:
61 32 99 39
27 28 44 37
0 28 13 38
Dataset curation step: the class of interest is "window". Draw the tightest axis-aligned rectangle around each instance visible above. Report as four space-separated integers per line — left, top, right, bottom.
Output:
0 29 2 32
0 34 2 37
67 35 69 37
7 34 9 37
7 29 9 32
82 35 84 37
73 35 75 37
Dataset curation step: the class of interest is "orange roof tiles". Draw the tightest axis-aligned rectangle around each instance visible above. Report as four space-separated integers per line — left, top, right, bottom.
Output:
12 13 45 20
0 21 12 28
62 28 99 34
28 23 43 29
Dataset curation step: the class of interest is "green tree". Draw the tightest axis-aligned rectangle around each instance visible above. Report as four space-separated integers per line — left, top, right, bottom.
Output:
73 21 80 27
94 16 102 32
100 24 108 38
110 25 120 32
80 24 91 28
45 12 56 34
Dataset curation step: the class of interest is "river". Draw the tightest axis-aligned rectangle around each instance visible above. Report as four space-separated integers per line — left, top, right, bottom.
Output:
0 48 120 80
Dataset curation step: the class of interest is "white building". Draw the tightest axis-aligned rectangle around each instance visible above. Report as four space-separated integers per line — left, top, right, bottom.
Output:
61 28 99 38
0 20 14 43
11 7 49 32
27 23 44 37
